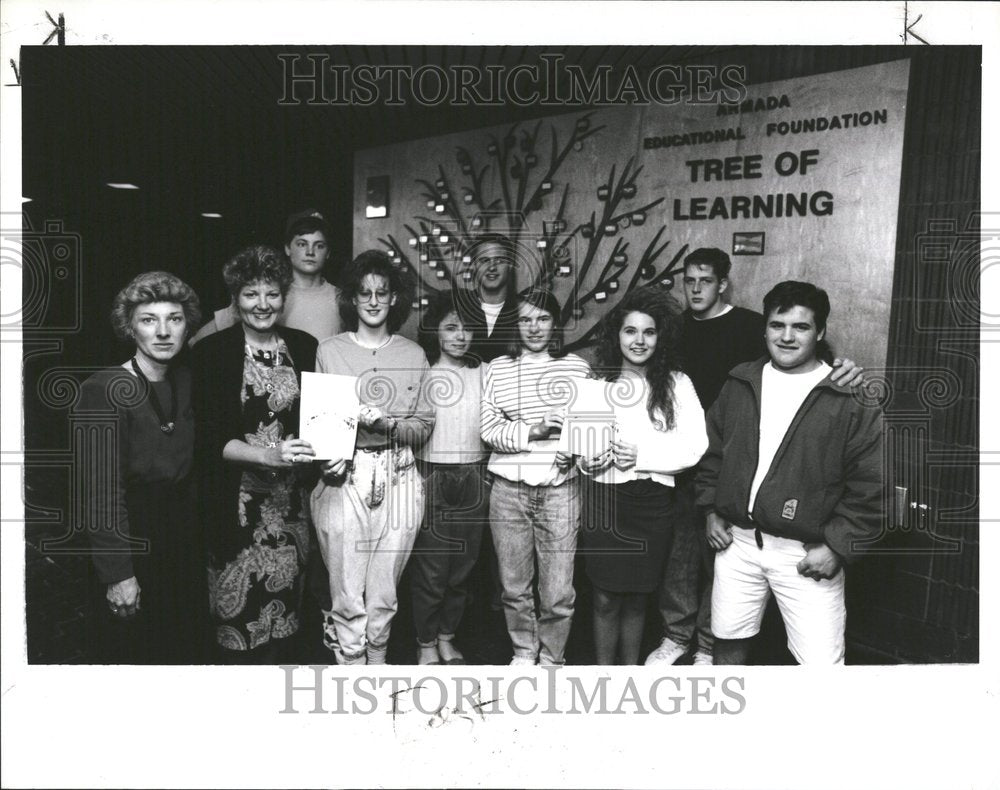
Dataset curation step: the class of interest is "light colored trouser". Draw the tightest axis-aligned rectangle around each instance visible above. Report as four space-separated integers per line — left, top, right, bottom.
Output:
489 476 580 665
311 446 424 664
712 526 846 665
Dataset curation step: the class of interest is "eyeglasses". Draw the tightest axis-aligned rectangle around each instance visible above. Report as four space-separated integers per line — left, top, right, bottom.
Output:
355 289 392 304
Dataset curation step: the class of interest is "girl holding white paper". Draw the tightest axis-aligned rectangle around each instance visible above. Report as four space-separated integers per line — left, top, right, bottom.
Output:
310 251 434 665
579 287 708 665
481 288 591 666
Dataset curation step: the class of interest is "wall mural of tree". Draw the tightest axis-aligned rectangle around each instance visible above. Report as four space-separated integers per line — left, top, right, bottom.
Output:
377 111 688 351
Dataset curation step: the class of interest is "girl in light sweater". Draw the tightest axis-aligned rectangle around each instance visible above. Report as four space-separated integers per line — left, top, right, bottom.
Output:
310 251 434 665
410 290 489 664
579 287 707 665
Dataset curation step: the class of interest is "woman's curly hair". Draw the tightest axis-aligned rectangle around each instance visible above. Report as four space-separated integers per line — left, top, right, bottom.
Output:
110 270 202 341
222 245 293 299
595 287 685 430
417 289 479 367
338 250 414 334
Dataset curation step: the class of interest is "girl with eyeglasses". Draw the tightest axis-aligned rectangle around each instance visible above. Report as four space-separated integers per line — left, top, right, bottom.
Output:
310 250 434 665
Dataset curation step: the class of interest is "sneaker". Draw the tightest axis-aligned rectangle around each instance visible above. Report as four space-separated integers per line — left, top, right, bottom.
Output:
644 637 687 666
416 640 441 666
510 656 536 666
437 635 465 665
692 650 714 666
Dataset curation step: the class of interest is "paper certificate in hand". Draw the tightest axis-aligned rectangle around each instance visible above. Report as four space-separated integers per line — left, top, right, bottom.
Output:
558 378 617 457
299 371 360 460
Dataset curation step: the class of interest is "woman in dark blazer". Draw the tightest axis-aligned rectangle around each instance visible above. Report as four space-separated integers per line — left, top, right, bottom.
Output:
80 270 208 663
191 245 319 664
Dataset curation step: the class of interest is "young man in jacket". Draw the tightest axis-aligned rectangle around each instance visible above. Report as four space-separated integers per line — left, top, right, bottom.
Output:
695 280 883 665
647 250 863 666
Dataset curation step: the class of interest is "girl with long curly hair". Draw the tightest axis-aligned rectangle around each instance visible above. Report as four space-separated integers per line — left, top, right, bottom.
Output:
579 287 708 665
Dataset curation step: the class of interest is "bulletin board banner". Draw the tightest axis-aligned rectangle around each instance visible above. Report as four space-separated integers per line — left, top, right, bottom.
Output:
353 59 909 367
640 59 911 367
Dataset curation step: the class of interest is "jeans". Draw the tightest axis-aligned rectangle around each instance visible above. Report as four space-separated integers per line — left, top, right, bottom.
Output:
410 461 489 643
656 475 714 653
489 476 580 665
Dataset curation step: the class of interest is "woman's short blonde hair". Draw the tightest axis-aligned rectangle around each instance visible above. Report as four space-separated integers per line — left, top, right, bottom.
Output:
110 270 202 341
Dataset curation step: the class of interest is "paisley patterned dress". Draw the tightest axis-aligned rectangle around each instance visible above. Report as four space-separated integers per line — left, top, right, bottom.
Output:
209 342 312 652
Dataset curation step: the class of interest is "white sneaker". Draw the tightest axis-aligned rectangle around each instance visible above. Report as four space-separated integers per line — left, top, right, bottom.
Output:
692 650 714 666
510 656 536 666
644 637 687 666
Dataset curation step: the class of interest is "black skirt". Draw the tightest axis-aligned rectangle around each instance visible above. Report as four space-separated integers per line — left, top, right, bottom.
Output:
579 477 676 593
87 477 210 664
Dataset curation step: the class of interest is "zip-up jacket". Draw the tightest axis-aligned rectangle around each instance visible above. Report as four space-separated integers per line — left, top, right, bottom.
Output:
694 358 883 563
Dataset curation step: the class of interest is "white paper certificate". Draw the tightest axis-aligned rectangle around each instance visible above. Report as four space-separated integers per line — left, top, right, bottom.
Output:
559 377 617 457
299 371 360 460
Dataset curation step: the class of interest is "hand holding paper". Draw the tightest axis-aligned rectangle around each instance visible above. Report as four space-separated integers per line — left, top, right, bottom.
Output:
299 371 361 461
558 378 617 458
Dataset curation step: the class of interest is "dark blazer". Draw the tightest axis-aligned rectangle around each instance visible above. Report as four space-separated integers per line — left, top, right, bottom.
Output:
461 289 521 364
190 322 317 562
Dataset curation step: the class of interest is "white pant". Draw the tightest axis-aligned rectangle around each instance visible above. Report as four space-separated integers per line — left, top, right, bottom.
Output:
311 446 424 663
712 526 846 664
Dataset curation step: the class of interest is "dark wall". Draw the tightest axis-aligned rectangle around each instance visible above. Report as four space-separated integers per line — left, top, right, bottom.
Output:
847 49 981 663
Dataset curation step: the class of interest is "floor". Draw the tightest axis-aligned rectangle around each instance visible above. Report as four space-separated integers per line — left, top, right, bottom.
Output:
25 517 801 666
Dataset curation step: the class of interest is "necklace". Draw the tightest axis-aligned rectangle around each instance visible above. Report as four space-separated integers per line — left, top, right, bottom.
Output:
351 332 393 352
131 358 176 434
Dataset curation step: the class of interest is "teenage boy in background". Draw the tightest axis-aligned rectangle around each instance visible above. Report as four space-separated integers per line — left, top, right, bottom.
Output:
646 248 864 666
460 233 523 364
696 281 883 664
191 208 341 344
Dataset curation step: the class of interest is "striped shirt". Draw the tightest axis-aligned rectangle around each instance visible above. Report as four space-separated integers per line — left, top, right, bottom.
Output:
481 352 592 486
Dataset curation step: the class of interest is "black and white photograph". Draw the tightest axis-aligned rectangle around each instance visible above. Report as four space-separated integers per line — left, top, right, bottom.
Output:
2 1 997 787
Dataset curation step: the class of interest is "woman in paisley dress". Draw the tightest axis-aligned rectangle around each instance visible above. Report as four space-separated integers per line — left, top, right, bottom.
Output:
191 245 319 663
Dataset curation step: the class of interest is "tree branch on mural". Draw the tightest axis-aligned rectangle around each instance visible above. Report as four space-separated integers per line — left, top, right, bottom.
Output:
559 157 668 320
564 233 689 352
377 111 683 341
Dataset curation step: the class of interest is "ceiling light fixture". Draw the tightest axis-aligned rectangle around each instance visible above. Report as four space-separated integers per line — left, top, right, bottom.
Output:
200 212 223 218
106 183 140 190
